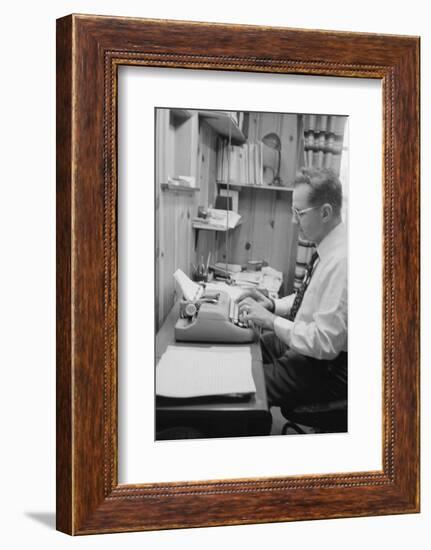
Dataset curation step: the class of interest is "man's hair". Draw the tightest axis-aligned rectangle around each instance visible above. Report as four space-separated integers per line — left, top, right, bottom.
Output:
294 167 343 216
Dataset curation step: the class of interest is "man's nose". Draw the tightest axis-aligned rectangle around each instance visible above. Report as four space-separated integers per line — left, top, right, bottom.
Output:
291 214 299 225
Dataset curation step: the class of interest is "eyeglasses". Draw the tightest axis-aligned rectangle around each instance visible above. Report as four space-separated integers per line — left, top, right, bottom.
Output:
291 205 319 218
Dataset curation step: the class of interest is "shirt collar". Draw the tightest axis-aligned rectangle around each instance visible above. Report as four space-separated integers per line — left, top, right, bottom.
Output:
316 222 346 261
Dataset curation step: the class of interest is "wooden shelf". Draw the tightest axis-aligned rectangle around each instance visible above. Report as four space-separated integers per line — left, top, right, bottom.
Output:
199 110 246 145
192 220 242 232
217 181 293 192
170 108 193 121
161 183 200 193
192 219 242 249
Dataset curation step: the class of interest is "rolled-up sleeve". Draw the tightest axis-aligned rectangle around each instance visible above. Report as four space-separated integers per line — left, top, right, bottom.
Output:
273 294 295 317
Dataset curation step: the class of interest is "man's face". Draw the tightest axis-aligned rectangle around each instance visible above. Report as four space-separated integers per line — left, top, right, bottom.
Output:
292 183 325 243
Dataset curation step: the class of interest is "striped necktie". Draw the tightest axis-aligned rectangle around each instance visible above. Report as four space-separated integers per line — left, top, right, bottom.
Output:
288 251 319 321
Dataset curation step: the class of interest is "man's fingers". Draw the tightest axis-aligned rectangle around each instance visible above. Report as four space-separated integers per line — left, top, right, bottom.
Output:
235 290 253 303
239 299 262 316
238 303 248 315
238 296 253 308
238 300 253 315
235 288 263 303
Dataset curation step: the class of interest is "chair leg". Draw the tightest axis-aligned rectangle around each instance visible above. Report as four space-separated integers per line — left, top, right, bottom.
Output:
281 421 307 435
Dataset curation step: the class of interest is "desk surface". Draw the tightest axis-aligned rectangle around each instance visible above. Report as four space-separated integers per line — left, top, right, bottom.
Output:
155 302 271 437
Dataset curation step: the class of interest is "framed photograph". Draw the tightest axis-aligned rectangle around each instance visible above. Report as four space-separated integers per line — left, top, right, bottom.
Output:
152 106 349 444
56 14 420 534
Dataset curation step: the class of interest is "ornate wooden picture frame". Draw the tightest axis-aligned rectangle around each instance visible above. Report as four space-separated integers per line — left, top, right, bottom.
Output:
56 14 420 534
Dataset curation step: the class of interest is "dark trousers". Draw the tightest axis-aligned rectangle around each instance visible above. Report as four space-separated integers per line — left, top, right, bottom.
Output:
260 331 347 409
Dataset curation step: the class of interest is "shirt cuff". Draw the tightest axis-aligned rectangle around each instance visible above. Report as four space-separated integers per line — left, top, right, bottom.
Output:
273 294 294 317
273 316 293 347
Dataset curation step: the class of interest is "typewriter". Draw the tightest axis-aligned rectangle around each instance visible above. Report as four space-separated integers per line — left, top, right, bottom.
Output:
175 290 255 344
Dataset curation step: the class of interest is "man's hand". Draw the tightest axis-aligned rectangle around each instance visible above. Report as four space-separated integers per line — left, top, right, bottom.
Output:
238 297 276 330
235 288 273 310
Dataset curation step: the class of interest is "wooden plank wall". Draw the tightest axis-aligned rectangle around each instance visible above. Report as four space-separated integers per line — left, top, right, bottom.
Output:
247 111 299 185
215 190 298 297
156 113 219 329
156 110 301 329
215 112 300 296
155 109 167 331
195 119 219 273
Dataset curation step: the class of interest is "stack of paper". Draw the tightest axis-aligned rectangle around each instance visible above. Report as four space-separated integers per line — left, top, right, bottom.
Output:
206 209 241 229
173 269 203 301
214 262 242 273
156 346 255 399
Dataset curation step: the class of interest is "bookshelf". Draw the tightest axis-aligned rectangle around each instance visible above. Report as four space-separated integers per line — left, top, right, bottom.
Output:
159 109 245 186
171 109 192 121
192 220 242 250
166 109 199 183
192 219 242 231
161 183 200 193
156 108 300 328
217 181 293 193
199 110 246 145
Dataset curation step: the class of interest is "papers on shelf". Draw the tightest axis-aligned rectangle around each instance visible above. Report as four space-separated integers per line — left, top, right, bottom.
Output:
167 175 196 187
156 346 255 399
192 209 241 231
207 208 241 229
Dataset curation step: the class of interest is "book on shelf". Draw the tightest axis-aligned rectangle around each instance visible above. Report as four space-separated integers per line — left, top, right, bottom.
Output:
217 138 266 185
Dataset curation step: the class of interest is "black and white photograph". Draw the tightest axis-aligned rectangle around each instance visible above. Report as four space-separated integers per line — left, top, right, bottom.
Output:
155 108 348 440
1 0 425 546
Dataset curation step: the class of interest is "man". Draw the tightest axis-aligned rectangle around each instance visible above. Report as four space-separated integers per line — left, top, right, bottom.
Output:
237 167 347 409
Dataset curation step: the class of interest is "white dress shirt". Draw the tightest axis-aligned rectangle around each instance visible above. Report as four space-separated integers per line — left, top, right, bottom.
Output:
273 222 347 360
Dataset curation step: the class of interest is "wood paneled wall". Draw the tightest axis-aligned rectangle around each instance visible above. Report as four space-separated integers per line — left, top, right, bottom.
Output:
215 190 298 297
156 113 219 329
156 110 300 329
247 112 299 185
216 112 300 295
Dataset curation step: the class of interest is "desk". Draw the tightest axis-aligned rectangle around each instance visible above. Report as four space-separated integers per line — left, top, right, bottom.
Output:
155 302 272 439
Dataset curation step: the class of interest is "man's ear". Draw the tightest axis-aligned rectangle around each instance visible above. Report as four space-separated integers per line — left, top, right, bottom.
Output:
321 203 333 221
